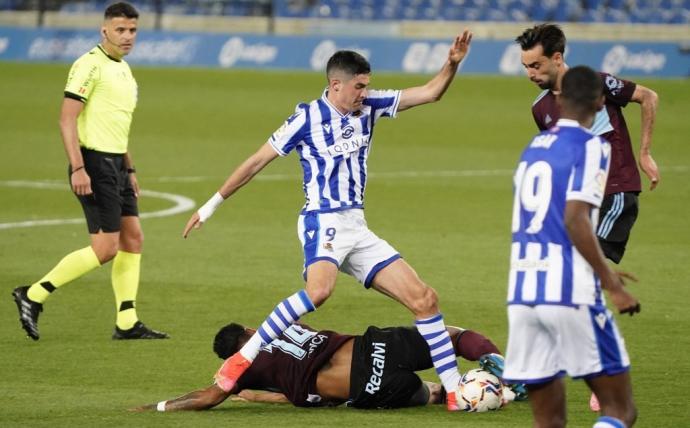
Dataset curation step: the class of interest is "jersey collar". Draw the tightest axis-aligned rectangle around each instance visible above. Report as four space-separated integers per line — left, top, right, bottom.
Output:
321 88 353 118
96 44 122 62
555 118 582 128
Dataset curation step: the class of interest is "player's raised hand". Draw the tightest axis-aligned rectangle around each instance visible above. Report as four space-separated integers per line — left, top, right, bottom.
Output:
448 30 473 66
183 211 203 238
639 152 660 190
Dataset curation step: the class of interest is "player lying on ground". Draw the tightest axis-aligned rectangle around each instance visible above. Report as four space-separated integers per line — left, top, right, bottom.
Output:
134 322 525 411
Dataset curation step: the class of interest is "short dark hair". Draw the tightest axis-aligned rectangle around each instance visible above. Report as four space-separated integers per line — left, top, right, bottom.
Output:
326 50 371 79
560 65 603 116
104 2 139 19
515 24 566 57
213 323 246 359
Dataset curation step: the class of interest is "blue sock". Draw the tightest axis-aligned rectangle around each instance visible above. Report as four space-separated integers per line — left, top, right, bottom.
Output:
239 289 315 360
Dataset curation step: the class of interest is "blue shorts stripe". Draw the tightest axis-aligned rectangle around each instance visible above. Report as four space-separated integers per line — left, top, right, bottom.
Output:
415 313 444 325
364 254 401 288
298 289 316 312
598 193 623 238
589 306 626 374
302 212 320 266
502 370 567 385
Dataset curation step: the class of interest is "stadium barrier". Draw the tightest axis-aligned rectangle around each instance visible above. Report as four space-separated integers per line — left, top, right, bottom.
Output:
0 26 687 77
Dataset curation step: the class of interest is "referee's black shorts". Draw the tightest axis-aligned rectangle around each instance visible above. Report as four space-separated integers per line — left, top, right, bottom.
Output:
348 326 432 409
69 148 138 234
596 192 639 264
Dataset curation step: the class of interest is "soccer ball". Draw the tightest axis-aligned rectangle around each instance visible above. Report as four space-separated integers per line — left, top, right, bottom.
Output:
457 368 504 412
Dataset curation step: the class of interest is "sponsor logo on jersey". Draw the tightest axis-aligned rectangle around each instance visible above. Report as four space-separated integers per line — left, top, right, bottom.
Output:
605 75 625 96
325 137 368 157
307 334 328 356
365 342 387 394
342 125 355 139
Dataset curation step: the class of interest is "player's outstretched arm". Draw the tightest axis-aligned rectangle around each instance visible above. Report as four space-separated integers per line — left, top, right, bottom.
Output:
565 200 640 315
631 83 660 190
131 384 232 412
234 389 290 404
183 142 279 238
397 30 473 112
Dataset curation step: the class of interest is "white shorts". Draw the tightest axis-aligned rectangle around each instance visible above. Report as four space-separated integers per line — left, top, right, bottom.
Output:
503 304 630 385
298 209 400 287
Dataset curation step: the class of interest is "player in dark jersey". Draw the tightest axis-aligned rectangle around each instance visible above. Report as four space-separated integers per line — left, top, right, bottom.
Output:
515 23 660 264
133 322 522 412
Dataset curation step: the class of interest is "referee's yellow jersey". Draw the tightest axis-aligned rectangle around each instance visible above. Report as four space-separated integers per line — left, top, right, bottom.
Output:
64 45 138 154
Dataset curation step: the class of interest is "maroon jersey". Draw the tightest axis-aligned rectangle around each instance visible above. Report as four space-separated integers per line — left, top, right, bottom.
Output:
531 72 640 194
236 323 353 407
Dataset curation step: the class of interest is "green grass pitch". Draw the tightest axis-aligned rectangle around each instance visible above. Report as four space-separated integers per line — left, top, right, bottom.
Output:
1 62 689 427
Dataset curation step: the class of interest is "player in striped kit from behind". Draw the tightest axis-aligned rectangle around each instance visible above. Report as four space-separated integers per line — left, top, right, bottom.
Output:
183 31 473 411
503 66 641 428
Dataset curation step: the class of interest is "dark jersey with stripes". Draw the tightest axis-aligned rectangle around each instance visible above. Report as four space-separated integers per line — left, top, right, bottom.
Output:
236 323 353 407
531 72 640 195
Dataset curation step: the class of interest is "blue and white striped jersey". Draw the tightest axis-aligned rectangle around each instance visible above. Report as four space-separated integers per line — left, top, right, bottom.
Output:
508 119 611 307
268 88 401 213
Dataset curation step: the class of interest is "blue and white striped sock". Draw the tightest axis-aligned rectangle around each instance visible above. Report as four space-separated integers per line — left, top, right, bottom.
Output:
239 289 316 361
415 313 462 394
593 416 626 428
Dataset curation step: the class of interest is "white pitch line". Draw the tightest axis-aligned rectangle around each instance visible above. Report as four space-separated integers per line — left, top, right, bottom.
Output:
2 164 687 229
0 181 195 230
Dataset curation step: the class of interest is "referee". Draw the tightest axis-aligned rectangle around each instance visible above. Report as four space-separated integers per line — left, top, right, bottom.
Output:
12 2 167 340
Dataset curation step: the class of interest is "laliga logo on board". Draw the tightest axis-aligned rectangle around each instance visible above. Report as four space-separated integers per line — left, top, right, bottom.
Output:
218 37 278 68
28 36 96 60
310 40 370 71
129 38 197 64
402 42 466 73
602 45 666 74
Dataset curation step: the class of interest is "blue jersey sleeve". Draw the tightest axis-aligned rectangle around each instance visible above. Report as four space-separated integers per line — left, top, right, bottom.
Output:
268 104 309 156
566 136 610 207
363 89 401 123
